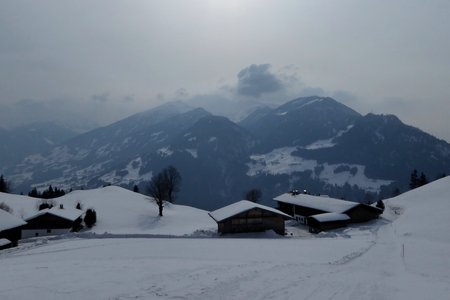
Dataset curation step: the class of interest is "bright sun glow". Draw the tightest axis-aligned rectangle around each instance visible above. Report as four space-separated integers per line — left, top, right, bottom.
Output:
206 0 245 15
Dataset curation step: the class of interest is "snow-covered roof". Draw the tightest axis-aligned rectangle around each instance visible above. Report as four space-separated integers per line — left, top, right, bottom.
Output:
25 207 84 222
0 238 11 247
0 209 27 231
274 193 359 213
309 212 350 223
209 200 292 222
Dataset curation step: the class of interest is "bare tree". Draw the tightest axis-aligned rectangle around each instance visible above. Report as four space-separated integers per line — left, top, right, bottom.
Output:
148 172 168 216
244 188 262 203
148 166 182 216
163 165 182 203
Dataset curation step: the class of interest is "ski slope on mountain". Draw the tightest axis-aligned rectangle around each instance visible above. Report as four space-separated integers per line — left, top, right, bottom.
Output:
0 177 449 299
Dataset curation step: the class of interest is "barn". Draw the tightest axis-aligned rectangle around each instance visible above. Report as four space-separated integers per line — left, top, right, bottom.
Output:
209 200 292 235
274 192 382 232
22 206 84 239
0 209 27 247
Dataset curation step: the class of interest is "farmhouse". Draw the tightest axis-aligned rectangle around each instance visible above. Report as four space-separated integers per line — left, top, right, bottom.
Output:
274 192 382 232
209 200 292 235
22 206 84 239
0 209 27 247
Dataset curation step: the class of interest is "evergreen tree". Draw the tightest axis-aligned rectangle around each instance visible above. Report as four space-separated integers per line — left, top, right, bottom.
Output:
409 169 419 190
84 208 97 228
31 185 66 199
133 185 139 193
244 188 262 203
28 187 40 198
0 175 10 193
418 172 428 187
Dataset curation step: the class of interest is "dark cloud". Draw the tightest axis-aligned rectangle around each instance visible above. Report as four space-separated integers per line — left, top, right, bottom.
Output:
236 64 284 97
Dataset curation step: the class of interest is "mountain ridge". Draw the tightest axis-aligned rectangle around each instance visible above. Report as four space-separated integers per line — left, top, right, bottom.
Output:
4 96 450 209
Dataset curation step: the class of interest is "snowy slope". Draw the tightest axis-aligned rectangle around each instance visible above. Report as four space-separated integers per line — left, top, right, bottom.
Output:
0 186 216 236
0 178 449 299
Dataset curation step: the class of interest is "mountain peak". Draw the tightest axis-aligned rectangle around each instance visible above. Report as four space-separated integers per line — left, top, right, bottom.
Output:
241 96 361 149
277 96 360 117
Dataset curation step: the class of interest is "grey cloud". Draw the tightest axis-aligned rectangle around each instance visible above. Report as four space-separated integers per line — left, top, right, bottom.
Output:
237 64 284 98
175 88 189 99
123 96 135 103
332 90 358 106
298 86 326 98
91 93 110 103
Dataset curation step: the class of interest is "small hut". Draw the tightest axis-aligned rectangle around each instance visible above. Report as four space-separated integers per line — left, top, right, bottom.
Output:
209 200 292 235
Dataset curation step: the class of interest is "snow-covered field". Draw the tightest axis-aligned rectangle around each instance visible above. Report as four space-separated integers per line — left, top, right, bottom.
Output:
1 178 450 299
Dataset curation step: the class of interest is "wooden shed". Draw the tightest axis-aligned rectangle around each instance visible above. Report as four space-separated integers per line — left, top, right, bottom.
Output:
209 200 292 235
22 207 83 239
0 209 27 246
307 213 350 233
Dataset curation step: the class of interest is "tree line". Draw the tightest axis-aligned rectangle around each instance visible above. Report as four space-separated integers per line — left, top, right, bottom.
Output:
28 185 66 199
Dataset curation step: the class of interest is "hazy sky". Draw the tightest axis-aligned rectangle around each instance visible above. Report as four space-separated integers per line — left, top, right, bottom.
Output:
1 0 449 140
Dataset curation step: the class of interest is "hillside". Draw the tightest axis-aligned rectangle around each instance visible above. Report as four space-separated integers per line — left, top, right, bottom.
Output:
0 177 449 299
0 186 216 236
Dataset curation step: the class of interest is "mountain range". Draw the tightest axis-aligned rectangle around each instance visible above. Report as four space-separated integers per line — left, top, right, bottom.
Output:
2 96 450 209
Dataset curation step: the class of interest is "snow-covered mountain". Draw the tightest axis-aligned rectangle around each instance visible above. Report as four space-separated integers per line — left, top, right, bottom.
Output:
241 96 450 202
240 96 361 150
5 97 450 209
0 122 78 171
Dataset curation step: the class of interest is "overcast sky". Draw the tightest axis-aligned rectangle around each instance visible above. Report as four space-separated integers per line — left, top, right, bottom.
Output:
1 0 449 140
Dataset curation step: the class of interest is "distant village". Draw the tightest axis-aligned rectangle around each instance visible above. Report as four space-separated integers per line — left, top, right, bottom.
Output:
1 184 384 251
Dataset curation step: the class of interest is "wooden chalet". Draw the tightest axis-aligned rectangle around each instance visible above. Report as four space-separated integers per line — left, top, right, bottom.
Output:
22 206 84 239
209 200 292 235
0 209 27 247
274 192 382 233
